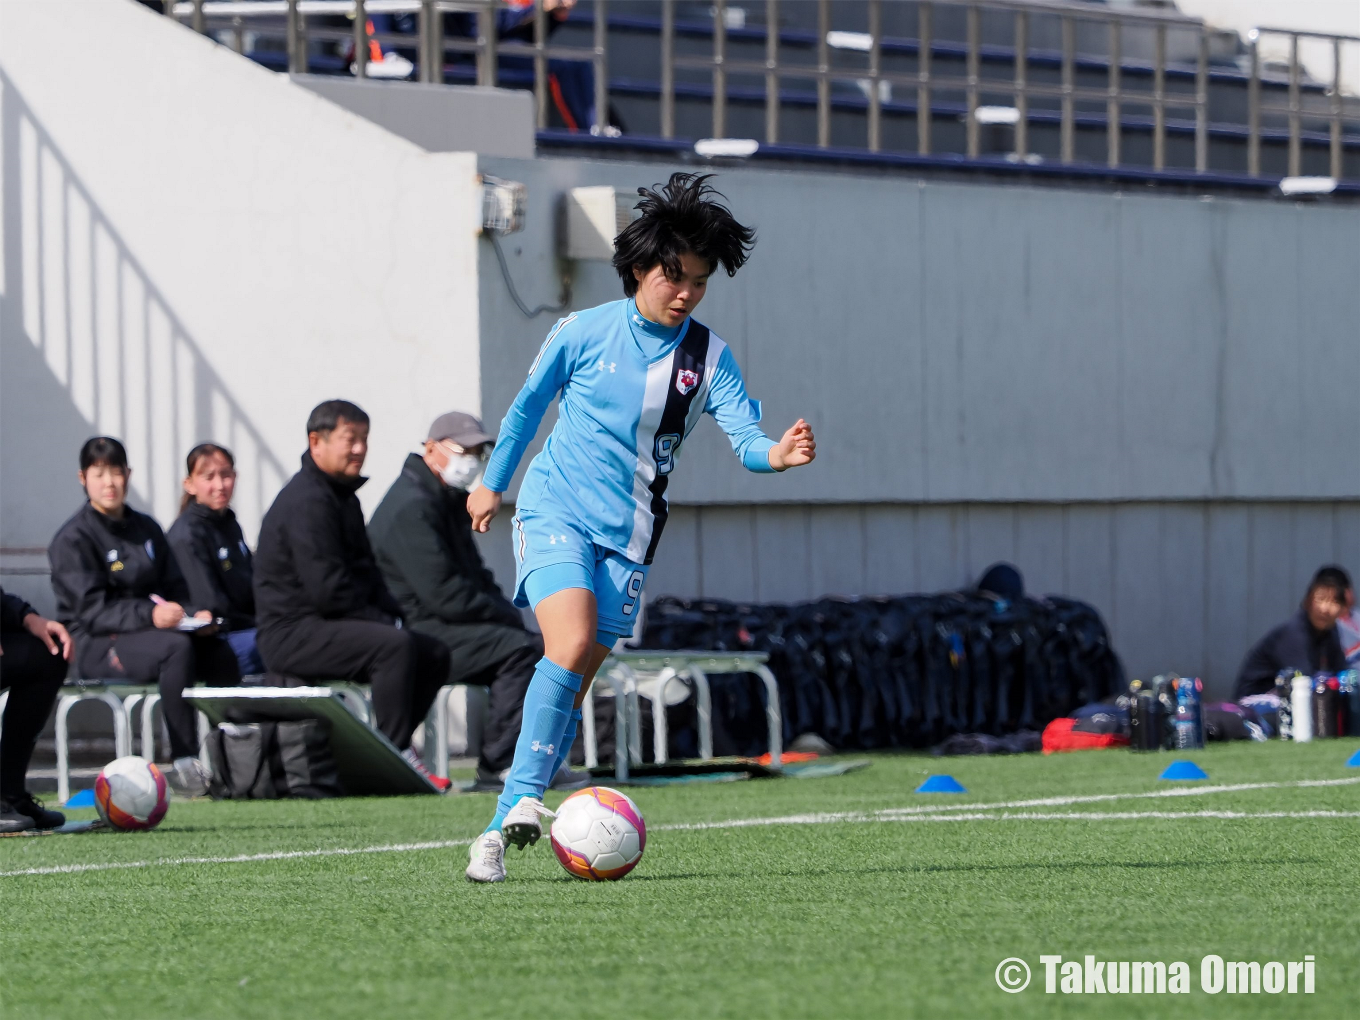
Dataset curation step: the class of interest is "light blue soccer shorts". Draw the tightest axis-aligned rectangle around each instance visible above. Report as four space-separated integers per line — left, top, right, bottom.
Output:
511 508 650 646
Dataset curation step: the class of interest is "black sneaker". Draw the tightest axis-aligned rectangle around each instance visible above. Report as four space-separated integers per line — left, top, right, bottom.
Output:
7 791 65 830
549 765 592 791
0 798 36 834
469 765 509 793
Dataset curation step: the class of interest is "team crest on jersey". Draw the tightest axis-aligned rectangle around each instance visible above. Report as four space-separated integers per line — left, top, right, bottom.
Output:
675 368 699 395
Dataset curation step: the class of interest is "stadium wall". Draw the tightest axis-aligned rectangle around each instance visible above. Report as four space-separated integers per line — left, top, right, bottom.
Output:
477 155 1359 696
0 0 1353 702
0 0 483 612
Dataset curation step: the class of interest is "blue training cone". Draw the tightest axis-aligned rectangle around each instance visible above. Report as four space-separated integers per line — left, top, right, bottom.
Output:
1159 760 1208 781
64 788 96 808
916 774 967 793
1346 748 1360 768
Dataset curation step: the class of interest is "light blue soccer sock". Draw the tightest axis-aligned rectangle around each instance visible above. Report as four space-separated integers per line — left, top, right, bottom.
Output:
485 658 583 834
552 707 583 779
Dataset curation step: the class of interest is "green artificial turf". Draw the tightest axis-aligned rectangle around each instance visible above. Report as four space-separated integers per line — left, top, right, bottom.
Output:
2 741 1357 1019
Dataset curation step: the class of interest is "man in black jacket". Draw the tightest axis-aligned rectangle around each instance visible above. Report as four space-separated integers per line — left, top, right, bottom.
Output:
1 589 72 831
1234 568 1347 699
369 412 585 790
254 401 450 785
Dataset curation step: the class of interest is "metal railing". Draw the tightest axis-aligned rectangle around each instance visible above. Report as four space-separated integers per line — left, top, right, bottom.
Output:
166 0 1360 179
1248 26 1356 179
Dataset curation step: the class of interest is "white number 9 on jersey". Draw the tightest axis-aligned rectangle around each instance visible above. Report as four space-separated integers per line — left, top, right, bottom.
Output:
653 433 681 475
621 570 645 616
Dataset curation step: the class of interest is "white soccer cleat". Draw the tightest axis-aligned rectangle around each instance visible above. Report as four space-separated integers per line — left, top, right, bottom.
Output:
501 796 556 850
466 831 507 883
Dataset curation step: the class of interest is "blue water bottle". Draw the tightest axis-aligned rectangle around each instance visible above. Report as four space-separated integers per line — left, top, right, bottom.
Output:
1173 676 1204 750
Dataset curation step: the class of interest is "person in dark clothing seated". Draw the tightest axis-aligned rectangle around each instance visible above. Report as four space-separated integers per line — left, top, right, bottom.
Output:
253 400 452 789
1 589 72 831
48 437 239 797
1234 567 1347 699
168 444 263 677
369 412 588 792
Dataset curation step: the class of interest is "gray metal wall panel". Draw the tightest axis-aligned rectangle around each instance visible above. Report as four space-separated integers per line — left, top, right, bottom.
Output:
964 504 1017 577
810 505 867 598
753 505 813 602
1291 504 1338 597
1296 213 1360 500
1011 190 1124 500
1117 196 1219 497
471 156 1358 702
864 504 919 595
696 506 758 602
1014 505 1066 597
915 505 967 590
1219 204 1306 498
1247 504 1296 641
1157 504 1208 679
1204 504 1252 691
1062 505 1116 626
1112 504 1163 679
1338 505 1360 584
479 155 1356 504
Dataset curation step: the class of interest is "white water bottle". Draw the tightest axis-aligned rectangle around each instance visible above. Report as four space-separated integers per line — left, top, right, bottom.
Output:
1291 676 1314 743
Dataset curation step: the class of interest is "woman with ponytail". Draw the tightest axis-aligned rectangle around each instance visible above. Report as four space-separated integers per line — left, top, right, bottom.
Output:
167 444 262 675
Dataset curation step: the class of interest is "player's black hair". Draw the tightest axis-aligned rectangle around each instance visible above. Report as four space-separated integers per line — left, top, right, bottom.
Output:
306 399 370 437
1312 566 1351 596
612 173 755 297
1304 566 1348 607
79 436 129 472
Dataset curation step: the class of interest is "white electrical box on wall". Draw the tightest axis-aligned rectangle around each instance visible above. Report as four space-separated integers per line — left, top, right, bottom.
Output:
564 186 640 260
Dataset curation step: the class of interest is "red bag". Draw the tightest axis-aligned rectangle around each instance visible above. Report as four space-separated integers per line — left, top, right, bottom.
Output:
1041 716 1129 754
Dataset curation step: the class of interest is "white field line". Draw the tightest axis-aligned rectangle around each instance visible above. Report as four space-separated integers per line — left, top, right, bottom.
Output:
652 776 1360 832
868 775 1360 817
654 809 1360 832
0 839 472 878
2 776 1356 879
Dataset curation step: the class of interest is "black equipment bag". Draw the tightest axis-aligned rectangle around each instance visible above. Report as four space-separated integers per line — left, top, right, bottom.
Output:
639 590 1123 752
208 720 343 799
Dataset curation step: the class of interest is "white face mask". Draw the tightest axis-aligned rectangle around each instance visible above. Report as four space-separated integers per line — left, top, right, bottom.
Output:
440 452 483 490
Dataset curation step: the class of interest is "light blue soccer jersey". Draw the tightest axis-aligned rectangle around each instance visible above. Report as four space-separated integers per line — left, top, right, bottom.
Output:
483 298 776 565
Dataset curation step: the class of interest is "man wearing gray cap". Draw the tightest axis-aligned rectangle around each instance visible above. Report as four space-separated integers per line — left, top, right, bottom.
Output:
369 413 587 790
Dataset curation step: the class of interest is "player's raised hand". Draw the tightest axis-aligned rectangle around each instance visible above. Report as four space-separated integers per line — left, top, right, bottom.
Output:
769 418 816 471
467 486 503 533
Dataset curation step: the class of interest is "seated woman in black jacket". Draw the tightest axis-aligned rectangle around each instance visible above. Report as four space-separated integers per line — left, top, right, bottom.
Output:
48 437 238 796
168 444 262 676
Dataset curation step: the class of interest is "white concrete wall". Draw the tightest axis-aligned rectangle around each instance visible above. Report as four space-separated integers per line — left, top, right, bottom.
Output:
1 0 483 613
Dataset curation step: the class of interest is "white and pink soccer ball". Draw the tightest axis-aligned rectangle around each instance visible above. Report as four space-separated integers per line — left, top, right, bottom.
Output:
94 755 169 831
550 786 646 881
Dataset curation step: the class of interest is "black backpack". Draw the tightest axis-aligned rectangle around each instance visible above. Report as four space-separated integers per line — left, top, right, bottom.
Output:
206 720 344 799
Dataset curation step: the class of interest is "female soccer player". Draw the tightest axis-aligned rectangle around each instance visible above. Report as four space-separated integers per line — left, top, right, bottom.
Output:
465 173 816 882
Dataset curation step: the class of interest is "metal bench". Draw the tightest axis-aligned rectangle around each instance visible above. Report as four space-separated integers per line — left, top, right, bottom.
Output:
48 681 138 804
585 651 783 779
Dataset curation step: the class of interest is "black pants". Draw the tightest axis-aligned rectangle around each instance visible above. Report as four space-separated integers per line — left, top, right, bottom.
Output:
0 630 69 796
460 642 541 774
260 619 450 750
77 631 240 759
